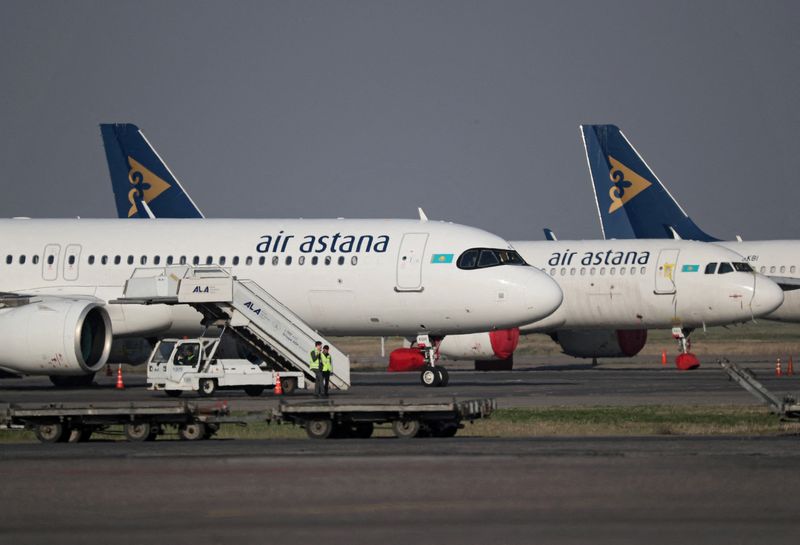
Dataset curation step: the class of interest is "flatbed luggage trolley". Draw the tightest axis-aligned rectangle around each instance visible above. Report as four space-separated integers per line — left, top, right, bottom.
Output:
0 402 229 443
275 398 497 439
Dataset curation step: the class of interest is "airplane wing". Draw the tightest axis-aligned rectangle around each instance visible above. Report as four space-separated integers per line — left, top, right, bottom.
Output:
766 277 800 291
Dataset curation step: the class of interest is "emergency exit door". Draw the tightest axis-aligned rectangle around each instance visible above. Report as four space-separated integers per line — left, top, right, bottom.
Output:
42 244 61 281
396 233 429 291
654 249 679 294
63 244 82 281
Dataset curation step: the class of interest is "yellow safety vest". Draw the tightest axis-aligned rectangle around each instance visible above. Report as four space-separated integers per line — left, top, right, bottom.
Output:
321 353 332 373
309 350 321 370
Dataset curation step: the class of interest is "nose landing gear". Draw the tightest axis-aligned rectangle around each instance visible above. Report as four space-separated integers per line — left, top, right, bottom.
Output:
417 335 449 387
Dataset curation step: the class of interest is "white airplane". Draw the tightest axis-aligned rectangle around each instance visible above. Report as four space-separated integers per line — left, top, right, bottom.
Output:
98 125 784 374
0 227 562 386
581 125 800 324
436 239 784 369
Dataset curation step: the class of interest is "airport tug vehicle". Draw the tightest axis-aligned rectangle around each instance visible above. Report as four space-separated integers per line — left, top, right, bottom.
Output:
146 336 306 397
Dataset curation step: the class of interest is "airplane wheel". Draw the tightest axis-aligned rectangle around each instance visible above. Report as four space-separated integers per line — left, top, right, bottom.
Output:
306 419 333 439
165 390 183 398
421 366 440 387
392 419 421 439
244 386 264 397
124 422 152 442
198 379 217 397
436 367 449 387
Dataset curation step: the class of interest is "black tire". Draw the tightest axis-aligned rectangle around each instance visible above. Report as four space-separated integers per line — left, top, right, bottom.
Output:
420 366 440 387
436 367 449 387
281 377 297 395
306 418 333 439
164 390 183 398
49 373 96 388
392 419 421 439
146 426 160 441
353 422 374 439
244 386 264 397
35 422 68 443
198 379 217 397
203 423 220 440
430 421 459 438
178 422 206 441
124 422 152 442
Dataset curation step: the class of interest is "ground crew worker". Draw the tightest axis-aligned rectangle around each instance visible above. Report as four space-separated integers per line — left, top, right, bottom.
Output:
310 341 324 397
321 345 332 397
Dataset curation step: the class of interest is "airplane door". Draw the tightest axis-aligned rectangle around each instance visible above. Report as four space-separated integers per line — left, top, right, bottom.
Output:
42 244 61 281
396 233 429 291
63 244 82 281
654 249 679 294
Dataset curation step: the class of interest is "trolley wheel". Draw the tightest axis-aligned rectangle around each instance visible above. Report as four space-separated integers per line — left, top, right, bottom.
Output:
244 386 264 397
164 390 183 398
436 367 450 387
203 423 220 439
178 422 207 441
353 422 374 439
198 379 217 397
281 377 298 395
124 422 152 442
392 419 421 439
421 366 440 387
306 418 334 439
35 422 68 443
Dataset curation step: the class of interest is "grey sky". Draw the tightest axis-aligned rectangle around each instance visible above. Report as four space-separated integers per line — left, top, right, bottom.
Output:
1 1 798 241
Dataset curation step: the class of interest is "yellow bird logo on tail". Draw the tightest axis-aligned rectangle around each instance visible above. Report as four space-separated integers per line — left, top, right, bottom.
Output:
607 156 652 213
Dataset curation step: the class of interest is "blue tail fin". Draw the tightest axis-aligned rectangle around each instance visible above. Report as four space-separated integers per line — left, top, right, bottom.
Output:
580 124 716 241
100 123 204 218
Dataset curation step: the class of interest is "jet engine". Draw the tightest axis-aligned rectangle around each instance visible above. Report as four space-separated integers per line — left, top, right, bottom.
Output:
550 329 647 359
438 328 519 370
0 299 112 375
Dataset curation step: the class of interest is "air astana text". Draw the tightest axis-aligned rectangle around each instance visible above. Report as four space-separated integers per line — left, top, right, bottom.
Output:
256 232 390 254
547 250 651 267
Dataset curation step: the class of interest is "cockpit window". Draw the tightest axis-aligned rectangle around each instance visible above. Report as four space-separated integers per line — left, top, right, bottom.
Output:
457 248 528 270
718 262 733 274
733 262 753 273
705 263 717 275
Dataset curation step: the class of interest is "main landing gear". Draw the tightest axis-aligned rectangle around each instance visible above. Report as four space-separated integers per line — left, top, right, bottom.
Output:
672 326 700 370
416 335 449 388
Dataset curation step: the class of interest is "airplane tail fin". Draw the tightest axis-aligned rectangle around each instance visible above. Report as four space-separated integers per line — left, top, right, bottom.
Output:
100 123 204 219
580 124 716 241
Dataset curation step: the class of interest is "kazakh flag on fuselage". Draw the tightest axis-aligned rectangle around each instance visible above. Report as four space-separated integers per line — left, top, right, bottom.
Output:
431 253 454 264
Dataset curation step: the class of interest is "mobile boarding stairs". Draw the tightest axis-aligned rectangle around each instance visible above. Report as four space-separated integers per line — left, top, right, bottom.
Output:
113 266 350 391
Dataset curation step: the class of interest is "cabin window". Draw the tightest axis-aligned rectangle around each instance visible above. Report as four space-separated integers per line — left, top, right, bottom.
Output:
705 263 717 275
718 262 734 274
19 255 26 265
630 266 636 275
549 268 556 276
590 267 596 276
5 255 11 265
246 256 253 266
67 255 75 266
792 266 797 274
599 267 606 275
32 255 39 265
192 256 200 265
640 267 646 275
101 255 108 265
351 256 358 266
770 266 776 273
338 256 345 265
298 256 306 266
166 256 173 265
153 256 161 265
272 256 279 266
48 255 55 265
560 268 566 276
780 266 786 273
619 267 625 275
114 255 121 265
312 256 319 266
285 256 292 265
88 255 95 265
140 256 147 265
206 256 213 265
126 255 133 265
570 268 575 276
219 256 226 265
580 267 586 276
179 256 187 265
233 256 240 266
259 256 266 266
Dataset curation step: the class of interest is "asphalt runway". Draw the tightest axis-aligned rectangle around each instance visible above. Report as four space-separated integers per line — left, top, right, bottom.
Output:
4 363 800 544
1 360 798 409
2 436 800 545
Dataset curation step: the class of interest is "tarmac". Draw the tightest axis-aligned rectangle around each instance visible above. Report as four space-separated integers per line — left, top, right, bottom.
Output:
3 360 800 544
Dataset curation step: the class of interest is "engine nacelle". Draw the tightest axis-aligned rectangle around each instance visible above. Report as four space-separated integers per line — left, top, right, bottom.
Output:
0 300 112 375
438 329 520 361
551 329 647 359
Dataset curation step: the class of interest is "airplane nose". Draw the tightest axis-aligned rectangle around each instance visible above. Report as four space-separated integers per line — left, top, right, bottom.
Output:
514 269 563 323
751 274 784 316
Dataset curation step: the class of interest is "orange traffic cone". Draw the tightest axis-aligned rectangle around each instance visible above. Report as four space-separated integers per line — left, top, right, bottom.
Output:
789 357 795 376
273 372 283 395
776 358 782 377
115 365 125 389
661 350 667 366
